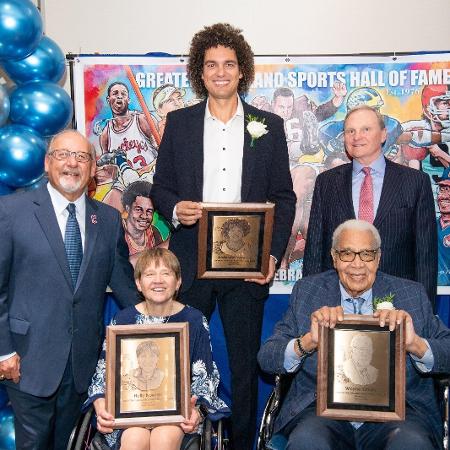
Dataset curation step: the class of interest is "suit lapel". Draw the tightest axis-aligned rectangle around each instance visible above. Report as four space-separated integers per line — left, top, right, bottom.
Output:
190 102 206 200
33 186 73 290
374 159 400 227
76 197 99 290
322 272 342 307
338 164 356 218
372 273 391 305
241 102 255 201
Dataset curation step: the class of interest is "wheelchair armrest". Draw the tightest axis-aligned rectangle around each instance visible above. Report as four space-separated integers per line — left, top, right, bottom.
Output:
434 374 450 450
257 373 294 450
435 374 450 388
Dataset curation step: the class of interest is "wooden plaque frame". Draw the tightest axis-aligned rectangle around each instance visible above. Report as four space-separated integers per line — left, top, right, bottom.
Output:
197 202 274 279
105 323 190 428
317 315 405 422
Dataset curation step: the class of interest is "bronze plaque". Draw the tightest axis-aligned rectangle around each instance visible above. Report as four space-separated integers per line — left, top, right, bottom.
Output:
106 323 190 428
198 203 274 279
317 315 405 422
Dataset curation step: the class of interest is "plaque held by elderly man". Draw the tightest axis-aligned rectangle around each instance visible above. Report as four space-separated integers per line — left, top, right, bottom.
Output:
105 323 190 428
317 315 405 422
197 203 274 279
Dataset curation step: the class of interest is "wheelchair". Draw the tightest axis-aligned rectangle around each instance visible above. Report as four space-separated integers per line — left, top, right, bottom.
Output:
67 405 225 450
256 374 450 450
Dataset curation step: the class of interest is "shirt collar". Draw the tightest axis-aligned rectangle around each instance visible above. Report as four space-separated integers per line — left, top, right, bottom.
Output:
352 152 386 175
205 95 244 124
47 182 86 216
339 282 373 303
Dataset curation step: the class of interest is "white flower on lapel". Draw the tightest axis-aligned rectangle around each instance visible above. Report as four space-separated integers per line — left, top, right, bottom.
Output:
373 292 395 311
246 114 268 147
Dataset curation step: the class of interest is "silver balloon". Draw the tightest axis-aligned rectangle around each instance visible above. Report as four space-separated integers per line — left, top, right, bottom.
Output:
0 85 10 127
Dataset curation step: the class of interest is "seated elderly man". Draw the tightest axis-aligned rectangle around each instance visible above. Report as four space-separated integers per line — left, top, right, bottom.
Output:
258 219 450 450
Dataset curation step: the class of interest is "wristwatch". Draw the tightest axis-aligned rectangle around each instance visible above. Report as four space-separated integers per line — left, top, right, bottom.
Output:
196 403 209 422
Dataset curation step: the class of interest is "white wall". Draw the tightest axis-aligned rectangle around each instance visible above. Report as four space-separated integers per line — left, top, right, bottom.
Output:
42 0 450 57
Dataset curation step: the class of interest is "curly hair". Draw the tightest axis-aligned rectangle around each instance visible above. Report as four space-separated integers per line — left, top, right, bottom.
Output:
221 218 251 238
187 23 255 99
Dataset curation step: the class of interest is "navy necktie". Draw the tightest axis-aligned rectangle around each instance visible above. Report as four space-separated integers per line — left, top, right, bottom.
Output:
65 203 83 287
354 297 365 315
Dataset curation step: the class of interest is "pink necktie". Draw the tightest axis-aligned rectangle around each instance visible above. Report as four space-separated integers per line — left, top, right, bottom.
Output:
358 167 374 223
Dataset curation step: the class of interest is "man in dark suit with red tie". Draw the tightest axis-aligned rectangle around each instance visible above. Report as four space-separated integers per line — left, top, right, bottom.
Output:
303 105 437 303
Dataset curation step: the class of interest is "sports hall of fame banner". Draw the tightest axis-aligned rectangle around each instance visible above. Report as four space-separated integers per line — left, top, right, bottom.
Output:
71 53 450 294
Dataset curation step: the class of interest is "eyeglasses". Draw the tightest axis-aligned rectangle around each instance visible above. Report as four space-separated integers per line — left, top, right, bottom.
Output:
49 149 93 163
334 249 379 262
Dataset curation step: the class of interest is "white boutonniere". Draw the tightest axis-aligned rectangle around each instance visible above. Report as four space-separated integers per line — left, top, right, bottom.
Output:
373 292 395 311
246 114 268 147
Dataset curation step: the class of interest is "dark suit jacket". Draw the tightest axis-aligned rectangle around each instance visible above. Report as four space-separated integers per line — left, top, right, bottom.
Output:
0 185 137 396
152 99 296 294
258 270 450 444
303 158 437 301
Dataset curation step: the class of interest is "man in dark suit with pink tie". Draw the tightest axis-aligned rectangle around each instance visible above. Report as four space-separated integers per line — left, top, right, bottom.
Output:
303 105 437 303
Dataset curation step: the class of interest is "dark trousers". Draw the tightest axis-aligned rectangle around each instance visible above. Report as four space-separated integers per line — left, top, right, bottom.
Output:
284 403 439 450
181 278 266 450
6 354 86 450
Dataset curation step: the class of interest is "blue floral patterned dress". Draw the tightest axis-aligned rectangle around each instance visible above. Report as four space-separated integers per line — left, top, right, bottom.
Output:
85 304 229 449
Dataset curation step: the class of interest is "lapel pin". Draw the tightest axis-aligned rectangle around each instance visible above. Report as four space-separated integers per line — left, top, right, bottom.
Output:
91 214 97 224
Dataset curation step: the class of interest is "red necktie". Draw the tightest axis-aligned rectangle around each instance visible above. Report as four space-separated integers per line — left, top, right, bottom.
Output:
358 167 374 223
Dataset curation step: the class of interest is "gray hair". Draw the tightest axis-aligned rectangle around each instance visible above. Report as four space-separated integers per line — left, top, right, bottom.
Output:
47 129 96 158
332 219 381 250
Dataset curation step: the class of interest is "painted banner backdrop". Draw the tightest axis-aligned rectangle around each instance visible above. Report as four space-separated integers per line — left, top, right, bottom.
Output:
72 53 450 294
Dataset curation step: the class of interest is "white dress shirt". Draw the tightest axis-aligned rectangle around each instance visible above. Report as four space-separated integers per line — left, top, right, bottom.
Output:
202 96 244 203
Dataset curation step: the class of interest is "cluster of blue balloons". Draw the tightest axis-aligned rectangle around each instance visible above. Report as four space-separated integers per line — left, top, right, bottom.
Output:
0 0 73 192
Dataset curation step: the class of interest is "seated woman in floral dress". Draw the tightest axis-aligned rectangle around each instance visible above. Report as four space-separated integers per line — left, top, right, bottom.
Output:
85 248 229 450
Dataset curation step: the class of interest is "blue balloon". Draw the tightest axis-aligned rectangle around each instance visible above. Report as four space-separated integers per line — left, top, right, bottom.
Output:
0 181 14 195
16 174 48 192
0 124 46 187
0 405 15 450
9 81 73 136
0 0 43 61
0 84 9 127
2 36 66 84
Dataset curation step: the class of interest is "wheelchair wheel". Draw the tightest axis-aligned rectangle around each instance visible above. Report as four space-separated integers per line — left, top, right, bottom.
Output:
66 407 95 450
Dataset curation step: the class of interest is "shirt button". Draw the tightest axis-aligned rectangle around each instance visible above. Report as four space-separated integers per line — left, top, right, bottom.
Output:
223 168 226 171
223 188 226 191
222 128 225 131
223 147 226 151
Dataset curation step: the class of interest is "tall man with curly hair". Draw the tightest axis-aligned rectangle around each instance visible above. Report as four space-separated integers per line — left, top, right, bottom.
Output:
152 23 296 449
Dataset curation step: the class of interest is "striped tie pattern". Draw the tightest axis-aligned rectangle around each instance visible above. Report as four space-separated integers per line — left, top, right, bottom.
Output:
65 203 83 287
358 167 374 223
355 297 365 314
